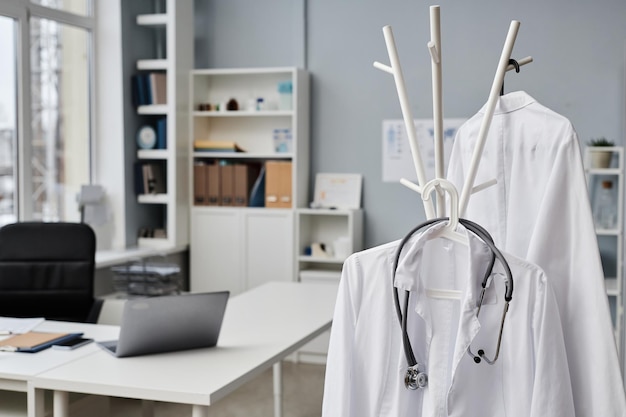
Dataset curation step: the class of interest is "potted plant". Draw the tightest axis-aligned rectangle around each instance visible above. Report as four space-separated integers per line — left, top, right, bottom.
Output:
588 137 615 168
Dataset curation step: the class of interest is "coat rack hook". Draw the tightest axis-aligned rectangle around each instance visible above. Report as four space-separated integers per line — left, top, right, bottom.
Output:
500 58 521 96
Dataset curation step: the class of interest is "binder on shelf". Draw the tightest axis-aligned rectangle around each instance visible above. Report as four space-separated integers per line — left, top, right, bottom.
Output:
131 74 151 106
193 163 208 205
142 74 152 105
142 164 151 195
220 164 235 206
194 140 245 153
234 163 261 207
248 165 266 207
206 163 221 206
138 162 166 195
134 161 145 195
131 72 166 107
149 72 167 105
265 161 292 208
278 162 293 208
156 117 167 149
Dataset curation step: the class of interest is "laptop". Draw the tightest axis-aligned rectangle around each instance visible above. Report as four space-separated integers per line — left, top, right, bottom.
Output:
98 291 229 358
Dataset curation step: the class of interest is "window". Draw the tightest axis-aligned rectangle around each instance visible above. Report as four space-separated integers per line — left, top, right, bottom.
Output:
0 0 95 226
0 15 18 226
30 0 90 16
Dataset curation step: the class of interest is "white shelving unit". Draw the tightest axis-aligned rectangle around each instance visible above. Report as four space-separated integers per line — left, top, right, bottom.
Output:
585 146 624 351
296 208 363 364
132 0 192 250
189 67 309 295
296 208 364 280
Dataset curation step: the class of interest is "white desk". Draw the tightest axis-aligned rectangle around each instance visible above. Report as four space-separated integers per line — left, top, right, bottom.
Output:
30 281 338 417
0 321 119 393
0 321 119 416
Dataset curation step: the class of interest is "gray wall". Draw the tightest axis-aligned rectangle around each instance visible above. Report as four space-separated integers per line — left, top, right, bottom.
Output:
194 0 626 248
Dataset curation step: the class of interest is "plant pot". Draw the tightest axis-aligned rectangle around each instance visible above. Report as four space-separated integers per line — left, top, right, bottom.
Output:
590 150 613 169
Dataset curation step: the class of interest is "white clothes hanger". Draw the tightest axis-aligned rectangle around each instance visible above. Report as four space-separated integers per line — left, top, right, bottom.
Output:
420 179 468 245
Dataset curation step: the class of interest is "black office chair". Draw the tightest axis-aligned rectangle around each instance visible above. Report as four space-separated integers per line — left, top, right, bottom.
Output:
0 222 102 323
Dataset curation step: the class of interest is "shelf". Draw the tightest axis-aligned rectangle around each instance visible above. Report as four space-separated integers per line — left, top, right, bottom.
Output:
606 278 619 296
584 145 624 350
192 110 294 118
125 1 192 251
136 13 167 26
299 269 341 282
298 255 346 265
138 104 168 115
138 149 168 160
595 228 622 236
189 68 309 296
137 194 168 204
586 168 622 175
137 59 168 71
193 151 292 160
191 206 290 214
298 208 358 216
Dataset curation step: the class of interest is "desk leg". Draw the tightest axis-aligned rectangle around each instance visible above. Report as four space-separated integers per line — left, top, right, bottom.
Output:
27 384 45 417
273 361 283 417
192 404 210 417
53 391 70 417
141 399 155 417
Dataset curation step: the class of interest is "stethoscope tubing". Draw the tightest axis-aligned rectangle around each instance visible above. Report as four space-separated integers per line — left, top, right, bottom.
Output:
392 217 513 368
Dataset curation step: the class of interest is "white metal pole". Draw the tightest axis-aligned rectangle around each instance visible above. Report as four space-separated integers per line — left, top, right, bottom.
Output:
459 20 520 215
382 25 436 219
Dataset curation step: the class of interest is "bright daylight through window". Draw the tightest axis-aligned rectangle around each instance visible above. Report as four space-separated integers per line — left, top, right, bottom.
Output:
0 0 93 227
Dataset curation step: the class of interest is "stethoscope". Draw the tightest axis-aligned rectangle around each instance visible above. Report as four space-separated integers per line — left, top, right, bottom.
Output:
392 217 514 390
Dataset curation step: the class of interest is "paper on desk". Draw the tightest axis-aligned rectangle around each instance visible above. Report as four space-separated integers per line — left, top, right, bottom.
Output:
0 317 45 334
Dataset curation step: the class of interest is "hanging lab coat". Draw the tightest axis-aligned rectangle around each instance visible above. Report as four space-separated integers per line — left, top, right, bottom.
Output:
446 90 626 416
322 222 574 417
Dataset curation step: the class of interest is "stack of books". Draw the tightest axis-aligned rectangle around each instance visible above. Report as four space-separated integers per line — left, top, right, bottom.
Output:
134 162 166 195
193 140 245 153
131 72 167 107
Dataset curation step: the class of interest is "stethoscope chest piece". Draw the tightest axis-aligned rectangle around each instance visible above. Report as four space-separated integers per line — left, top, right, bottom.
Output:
405 364 428 390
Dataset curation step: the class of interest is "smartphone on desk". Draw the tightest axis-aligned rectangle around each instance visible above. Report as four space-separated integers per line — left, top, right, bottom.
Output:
52 337 94 350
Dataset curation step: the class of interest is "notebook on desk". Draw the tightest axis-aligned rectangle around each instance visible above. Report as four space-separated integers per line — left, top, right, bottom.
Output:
98 291 229 358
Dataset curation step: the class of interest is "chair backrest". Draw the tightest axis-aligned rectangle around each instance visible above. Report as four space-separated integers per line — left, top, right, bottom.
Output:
0 222 96 322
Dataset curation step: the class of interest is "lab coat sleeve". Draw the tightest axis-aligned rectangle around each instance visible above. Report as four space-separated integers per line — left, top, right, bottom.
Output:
527 137 626 416
529 274 575 417
321 254 360 417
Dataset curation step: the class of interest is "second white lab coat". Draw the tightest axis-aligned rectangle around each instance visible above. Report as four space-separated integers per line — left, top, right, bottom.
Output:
322 222 574 417
446 91 626 416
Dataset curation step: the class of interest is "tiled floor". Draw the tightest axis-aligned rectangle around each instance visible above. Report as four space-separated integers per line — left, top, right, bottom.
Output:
109 361 326 417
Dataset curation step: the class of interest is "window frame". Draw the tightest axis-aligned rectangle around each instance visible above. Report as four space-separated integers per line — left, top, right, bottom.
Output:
0 0 96 222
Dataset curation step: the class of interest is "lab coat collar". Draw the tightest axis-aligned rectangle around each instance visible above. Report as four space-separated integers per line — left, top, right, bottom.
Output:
393 222 492 371
477 90 537 115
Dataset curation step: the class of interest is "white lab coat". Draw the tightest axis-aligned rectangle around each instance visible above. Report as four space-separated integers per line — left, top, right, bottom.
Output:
322 222 574 417
446 91 626 416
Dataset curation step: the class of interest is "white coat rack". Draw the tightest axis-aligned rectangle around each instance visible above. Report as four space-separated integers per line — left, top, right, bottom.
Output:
374 5 533 222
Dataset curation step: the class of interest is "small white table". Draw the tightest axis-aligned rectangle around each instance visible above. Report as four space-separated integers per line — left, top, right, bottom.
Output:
29 281 338 417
